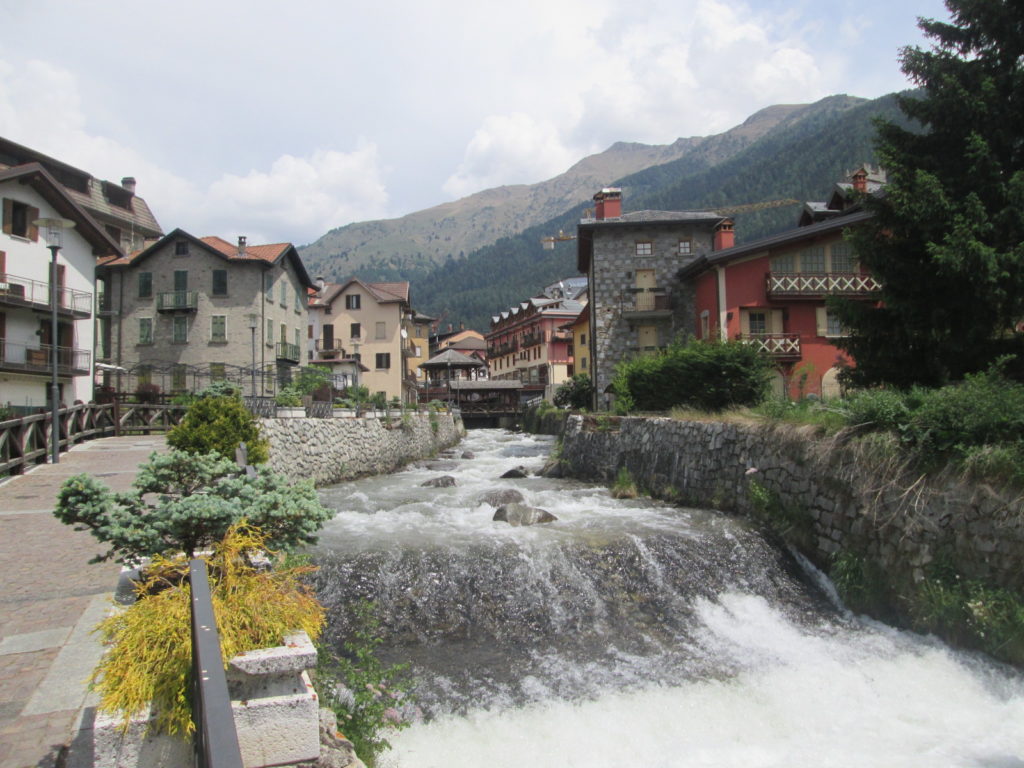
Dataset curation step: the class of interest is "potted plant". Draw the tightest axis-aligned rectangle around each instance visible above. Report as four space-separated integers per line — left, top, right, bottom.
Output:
275 386 305 417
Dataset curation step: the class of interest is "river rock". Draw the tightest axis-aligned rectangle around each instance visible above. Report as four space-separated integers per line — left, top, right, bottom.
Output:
422 475 457 488
500 466 530 479
538 458 564 478
493 503 557 526
480 489 525 507
461 451 476 460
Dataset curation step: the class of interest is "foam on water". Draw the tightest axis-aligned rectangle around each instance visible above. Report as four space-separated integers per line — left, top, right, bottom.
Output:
313 429 1024 767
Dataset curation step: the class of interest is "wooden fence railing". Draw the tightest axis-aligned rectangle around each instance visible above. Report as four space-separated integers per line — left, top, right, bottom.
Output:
0 401 187 476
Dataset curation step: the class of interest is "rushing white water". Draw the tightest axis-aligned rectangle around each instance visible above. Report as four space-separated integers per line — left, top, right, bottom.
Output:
312 429 1024 768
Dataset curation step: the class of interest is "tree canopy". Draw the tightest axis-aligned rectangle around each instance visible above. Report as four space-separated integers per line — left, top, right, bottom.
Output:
834 0 1024 387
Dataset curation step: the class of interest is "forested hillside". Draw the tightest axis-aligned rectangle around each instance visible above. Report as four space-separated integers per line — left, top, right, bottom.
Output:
409 93 908 331
299 92 910 332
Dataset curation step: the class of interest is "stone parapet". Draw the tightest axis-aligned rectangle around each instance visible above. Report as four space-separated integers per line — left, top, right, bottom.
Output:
559 414 1024 593
260 412 465 486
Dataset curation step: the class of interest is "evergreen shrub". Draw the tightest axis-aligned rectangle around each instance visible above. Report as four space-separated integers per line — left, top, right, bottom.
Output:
611 339 770 412
168 394 269 464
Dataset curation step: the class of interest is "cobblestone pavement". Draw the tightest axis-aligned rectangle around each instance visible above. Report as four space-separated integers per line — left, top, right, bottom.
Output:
0 436 165 768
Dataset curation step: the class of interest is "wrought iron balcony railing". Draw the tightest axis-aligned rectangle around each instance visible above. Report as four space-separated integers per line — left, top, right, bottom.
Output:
275 341 300 362
156 290 199 311
766 272 881 299
0 272 92 317
739 333 802 358
0 339 91 375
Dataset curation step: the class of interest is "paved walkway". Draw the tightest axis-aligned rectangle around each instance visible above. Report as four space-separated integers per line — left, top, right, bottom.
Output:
0 436 166 768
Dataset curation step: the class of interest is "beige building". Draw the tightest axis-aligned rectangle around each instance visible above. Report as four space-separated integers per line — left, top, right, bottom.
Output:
97 229 314 395
308 279 419 403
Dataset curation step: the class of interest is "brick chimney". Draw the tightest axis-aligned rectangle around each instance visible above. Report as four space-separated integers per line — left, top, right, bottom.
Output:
713 220 735 251
851 168 868 194
593 187 622 220
238 235 247 255
121 176 136 194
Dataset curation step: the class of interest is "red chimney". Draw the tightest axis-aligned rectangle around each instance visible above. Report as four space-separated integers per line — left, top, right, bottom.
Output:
852 168 868 194
713 220 735 251
593 187 622 220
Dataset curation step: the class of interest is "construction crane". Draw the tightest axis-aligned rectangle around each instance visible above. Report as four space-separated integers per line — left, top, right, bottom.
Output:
541 230 576 250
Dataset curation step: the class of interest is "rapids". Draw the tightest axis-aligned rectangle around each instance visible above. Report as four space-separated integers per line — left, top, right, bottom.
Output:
311 429 1024 767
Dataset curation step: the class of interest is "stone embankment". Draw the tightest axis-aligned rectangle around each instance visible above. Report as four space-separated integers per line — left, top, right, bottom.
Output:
260 412 464 486
559 414 1024 594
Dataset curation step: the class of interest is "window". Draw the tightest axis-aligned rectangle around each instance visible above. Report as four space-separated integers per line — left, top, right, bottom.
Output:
771 253 796 273
138 318 153 345
580 333 586 346
211 315 226 342
265 273 274 302
172 316 188 343
350 322 361 339
345 294 361 310
294 289 302 313
830 242 853 272
280 282 287 306
174 270 188 292
210 362 226 380
700 310 710 339
294 328 300 349
375 353 391 369
679 240 692 255
174 240 189 256
801 246 826 274
827 311 845 337
375 321 386 340
212 269 227 296
2 199 37 240
138 272 153 298
747 311 768 336
266 318 273 345
137 365 152 386
635 241 653 257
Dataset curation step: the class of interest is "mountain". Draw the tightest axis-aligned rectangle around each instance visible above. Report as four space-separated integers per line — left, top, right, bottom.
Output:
298 92 911 332
297 102 816 279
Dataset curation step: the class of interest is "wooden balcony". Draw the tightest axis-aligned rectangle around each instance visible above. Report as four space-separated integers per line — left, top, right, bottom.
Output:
521 331 544 348
0 339 91 375
156 290 199 312
314 340 346 359
766 272 881 299
739 333 802 359
0 273 92 318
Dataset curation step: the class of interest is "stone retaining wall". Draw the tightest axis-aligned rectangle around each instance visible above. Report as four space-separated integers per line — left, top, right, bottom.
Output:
559 414 1024 593
260 412 464 486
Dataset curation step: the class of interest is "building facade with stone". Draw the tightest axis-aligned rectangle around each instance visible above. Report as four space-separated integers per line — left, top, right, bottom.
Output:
576 187 732 406
97 229 313 395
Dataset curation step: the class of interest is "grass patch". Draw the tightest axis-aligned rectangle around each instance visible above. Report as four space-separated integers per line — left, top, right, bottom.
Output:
610 467 638 499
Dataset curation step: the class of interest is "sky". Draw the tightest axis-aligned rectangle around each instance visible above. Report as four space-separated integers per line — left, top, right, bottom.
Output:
0 0 951 247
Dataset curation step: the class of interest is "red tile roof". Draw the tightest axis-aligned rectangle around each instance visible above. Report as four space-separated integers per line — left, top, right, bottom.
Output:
199 236 291 263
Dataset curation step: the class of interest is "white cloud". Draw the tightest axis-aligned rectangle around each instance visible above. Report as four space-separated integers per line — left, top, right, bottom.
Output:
442 113 578 199
203 145 390 244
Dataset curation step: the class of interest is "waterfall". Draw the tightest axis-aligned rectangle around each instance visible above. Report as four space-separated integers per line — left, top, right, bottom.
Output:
312 429 1024 767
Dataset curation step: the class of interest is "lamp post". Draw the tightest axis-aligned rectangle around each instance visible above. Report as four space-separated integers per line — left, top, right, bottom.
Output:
33 217 76 464
247 314 258 397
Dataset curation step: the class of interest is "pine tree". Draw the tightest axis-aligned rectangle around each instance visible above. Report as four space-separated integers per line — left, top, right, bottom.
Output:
834 0 1024 387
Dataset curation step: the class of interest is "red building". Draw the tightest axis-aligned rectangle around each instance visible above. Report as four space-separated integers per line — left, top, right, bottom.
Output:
679 169 883 399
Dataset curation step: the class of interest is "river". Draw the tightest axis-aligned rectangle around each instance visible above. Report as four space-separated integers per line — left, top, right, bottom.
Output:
311 429 1024 767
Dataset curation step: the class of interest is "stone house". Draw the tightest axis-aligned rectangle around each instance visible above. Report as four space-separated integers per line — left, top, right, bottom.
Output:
576 187 732 405
1 163 123 408
97 229 314 395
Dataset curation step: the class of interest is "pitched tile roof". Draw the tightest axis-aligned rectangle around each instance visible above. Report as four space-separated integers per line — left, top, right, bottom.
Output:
199 236 291 264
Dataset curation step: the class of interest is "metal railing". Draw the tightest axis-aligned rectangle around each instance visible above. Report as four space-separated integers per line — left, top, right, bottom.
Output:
0 272 93 315
623 291 670 313
275 342 300 362
0 339 91 375
189 559 244 768
157 290 199 311
306 400 332 419
766 272 881 298
243 396 277 418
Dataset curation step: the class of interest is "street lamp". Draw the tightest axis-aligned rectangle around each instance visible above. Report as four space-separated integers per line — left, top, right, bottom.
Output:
247 314 258 397
33 217 76 464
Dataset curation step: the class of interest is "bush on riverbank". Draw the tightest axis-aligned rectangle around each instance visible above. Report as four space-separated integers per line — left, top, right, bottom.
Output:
611 339 771 413
168 384 269 464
